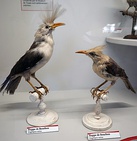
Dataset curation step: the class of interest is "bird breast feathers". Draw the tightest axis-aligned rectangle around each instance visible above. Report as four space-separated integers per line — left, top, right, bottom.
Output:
37 43 53 58
45 35 54 46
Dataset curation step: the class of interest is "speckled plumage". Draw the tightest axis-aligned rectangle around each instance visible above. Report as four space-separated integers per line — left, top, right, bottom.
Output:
76 45 136 94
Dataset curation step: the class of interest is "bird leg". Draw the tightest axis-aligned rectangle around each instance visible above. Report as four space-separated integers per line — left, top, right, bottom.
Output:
91 80 108 99
31 74 49 94
26 79 43 99
95 81 116 102
126 6 130 13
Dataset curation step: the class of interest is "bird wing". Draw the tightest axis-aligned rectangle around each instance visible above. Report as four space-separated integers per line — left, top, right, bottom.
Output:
105 58 136 93
10 46 43 76
29 40 44 50
105 58 127 78
0 41 43 93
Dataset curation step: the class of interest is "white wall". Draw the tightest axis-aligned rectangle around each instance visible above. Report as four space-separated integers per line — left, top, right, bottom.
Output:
0 0 136 92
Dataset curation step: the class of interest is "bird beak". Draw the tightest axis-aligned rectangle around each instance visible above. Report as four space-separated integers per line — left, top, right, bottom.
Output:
51 23 65 29
75 50 87 54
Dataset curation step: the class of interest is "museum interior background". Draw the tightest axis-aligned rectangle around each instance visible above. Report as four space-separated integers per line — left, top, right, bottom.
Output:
0 0 137 93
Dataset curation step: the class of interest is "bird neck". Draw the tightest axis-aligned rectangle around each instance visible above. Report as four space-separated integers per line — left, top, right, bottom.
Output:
92 54 109 65
44 34 54 46
35 33 54 47
92 57 101 64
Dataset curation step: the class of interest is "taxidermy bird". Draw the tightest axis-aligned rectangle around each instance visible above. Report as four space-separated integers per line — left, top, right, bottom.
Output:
76 45 136 101
0 4 65 99
126 0 137 12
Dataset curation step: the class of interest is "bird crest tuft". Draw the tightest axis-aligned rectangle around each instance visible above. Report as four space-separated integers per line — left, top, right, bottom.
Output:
42 4 66 25
34 4 65 39
92 45 106 51
90 45 106 54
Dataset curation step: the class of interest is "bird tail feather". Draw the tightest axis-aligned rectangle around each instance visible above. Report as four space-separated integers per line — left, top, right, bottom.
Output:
0 75 11 93
122 78 136 93
0 76 21 94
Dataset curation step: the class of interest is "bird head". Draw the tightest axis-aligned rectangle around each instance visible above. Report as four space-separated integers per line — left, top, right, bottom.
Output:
35 4 65 38
76 45 106 62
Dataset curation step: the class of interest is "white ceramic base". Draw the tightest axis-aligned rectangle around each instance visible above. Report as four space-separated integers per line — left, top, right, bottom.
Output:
26 109 58 126
82 112 112 131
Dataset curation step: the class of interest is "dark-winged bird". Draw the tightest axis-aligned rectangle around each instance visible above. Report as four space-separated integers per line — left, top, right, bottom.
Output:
0 5 65 99
76 45 136 100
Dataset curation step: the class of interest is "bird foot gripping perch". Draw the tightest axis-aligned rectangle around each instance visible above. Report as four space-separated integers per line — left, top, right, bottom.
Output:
29 86 49 102
91 88 108 117
29 85 49 100
82 88 112 131
27 87 58 126
91 87 109 103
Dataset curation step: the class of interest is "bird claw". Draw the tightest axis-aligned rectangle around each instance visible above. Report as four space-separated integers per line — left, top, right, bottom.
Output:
29 90 34 93
41 85 49 94
95 90 109 103
90 87 103 99
29 86 42 94
30 90 43 100
90 87 109 103
30 85 49 93
36 85 49 99
29 86 44 100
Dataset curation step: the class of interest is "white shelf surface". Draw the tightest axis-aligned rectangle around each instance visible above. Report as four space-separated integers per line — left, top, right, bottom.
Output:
0 88 137 141
106 37 137 46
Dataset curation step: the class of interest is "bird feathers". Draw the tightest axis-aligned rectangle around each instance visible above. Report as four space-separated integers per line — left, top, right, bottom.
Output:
0 75 10 93
35 4 65 39
10 51 43 76
42 4 66 24
121 77 136 93
0 75 21 94
76 45 136 94
0 4 65 95
5 76 21 94
127 0 137 11
105 58 127 78
89 45 106 54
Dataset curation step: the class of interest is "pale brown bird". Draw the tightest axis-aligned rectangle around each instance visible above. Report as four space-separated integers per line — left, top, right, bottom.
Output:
76 45 136 100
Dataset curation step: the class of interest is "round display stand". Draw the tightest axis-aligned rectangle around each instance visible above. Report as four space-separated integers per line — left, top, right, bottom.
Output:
27 109 58 126
82 112 112 131
26 87 58 126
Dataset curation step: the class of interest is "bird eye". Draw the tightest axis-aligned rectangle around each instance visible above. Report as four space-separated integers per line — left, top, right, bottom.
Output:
45 25 49 29
89 52 96 56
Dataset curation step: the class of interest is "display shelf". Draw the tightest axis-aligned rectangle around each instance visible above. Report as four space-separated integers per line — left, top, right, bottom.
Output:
0 89 137 141
106 37 137 46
